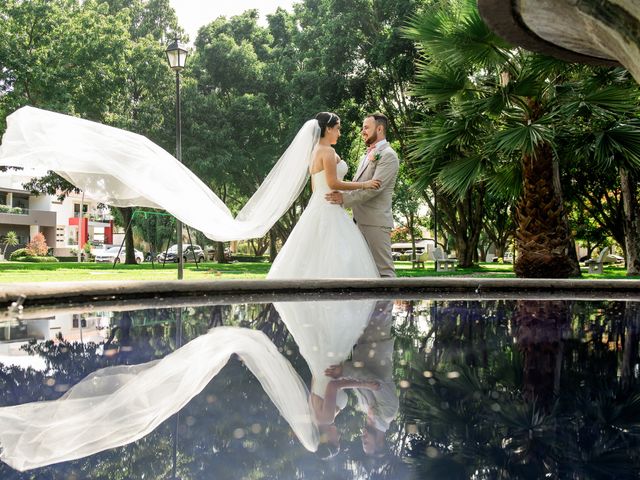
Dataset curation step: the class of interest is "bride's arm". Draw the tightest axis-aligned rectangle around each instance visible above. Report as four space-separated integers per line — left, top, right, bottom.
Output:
322 151 380 191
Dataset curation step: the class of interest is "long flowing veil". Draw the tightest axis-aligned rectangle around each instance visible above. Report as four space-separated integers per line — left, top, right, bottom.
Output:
0 327 318 471
0 106 319 241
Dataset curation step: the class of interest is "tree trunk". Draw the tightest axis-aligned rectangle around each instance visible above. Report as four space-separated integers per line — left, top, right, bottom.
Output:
215 242 228 263
452 188 484 268
514 143 573 278
553 154 581 277
620 166 640 276
119 207 136 264
408 212 417 259
269 228 278 263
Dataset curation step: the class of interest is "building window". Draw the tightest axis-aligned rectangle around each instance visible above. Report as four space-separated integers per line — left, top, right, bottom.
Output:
56 226 65 245
72 315 87 328
0 193 6 205
74 203 89 218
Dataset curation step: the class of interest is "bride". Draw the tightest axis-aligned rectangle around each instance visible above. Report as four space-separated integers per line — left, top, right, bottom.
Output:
0 107 382 279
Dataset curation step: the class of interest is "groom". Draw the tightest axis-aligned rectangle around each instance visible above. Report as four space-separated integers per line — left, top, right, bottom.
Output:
325 113 399 277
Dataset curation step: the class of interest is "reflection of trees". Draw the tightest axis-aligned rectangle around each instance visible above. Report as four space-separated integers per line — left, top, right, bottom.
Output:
400 299 640 479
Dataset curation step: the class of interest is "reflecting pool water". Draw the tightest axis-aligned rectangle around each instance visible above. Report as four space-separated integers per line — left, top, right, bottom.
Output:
1 298 639 479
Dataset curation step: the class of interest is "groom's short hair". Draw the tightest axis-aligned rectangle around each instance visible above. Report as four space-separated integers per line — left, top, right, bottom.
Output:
369 112 388 134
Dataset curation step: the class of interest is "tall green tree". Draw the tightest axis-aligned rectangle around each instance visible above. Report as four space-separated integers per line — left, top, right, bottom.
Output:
0 0 181 263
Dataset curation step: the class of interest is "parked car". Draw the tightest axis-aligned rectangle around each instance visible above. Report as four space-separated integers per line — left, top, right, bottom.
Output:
95 246 144 264
603 253 625 264
157 244 206 263
580 253 624 265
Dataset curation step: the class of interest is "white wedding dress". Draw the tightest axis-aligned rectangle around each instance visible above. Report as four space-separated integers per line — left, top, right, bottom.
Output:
268 160 379 279
273 299 376 414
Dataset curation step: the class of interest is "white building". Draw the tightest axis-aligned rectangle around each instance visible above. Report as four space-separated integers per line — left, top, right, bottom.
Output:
0 170 114 256
0 312 113 370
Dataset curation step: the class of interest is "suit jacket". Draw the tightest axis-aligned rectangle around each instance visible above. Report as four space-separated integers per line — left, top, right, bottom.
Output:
342 142 399 228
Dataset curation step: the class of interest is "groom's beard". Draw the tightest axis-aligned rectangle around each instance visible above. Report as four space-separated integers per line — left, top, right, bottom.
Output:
364 132 378 146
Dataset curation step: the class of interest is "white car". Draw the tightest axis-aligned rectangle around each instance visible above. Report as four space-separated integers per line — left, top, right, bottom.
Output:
603 253 625 264
95 246 144 264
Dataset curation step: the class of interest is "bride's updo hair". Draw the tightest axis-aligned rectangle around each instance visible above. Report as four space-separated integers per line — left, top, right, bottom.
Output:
315 112 340 137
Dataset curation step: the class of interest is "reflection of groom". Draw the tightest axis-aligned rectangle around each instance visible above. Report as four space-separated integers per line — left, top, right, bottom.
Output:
325 113 399 278
324 300 399 456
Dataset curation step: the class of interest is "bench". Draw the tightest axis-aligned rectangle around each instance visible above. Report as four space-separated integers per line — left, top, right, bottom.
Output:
433 247 456 272
584 247 609 274
411 250 429 269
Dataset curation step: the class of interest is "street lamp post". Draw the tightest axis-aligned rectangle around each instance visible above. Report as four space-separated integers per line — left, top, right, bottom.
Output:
165 39 189 280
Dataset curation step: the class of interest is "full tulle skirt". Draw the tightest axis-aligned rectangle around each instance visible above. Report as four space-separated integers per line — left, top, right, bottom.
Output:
267 195 379 279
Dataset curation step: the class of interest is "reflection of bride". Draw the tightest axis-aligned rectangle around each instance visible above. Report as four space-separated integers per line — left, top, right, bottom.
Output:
0 327 319 471
273 299 379 458
0 108 380 279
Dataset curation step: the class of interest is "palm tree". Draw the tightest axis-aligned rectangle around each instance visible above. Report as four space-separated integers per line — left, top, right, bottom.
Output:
404 0 640 277
1 230 19 259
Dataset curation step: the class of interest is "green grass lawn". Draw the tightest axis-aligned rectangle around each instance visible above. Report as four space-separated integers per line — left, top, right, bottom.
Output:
0 260 634 283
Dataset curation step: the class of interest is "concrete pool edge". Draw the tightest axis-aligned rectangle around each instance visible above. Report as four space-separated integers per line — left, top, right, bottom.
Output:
2 278 640 308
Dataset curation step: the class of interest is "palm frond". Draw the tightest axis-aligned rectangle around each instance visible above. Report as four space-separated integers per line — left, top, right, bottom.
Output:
486 160 522 201
437 154 484 199
411 64 470 104
490 118 555 156
605 121 640 171
405 0 511 70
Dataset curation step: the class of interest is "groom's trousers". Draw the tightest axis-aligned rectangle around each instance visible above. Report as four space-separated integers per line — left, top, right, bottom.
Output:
358 224 395 278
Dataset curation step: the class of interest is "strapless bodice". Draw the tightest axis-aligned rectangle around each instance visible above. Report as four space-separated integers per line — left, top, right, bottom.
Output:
311 160 348 196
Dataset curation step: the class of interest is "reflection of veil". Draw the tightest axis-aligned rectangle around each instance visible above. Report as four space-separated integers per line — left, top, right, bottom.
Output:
273 300 376 411
0 107 319 241
0 327 318 471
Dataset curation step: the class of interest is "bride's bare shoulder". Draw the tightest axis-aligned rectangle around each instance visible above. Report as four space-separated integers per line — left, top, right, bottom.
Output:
315 144 335 156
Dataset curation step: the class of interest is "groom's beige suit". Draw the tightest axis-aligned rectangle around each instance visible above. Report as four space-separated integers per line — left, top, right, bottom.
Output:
343 141 399 277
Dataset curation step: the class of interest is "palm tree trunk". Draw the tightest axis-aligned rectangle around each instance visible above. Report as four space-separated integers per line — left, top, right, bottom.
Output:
620 166 640 275
515 143 573 278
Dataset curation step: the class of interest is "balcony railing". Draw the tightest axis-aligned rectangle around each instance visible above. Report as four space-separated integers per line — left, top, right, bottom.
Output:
72 213 113 222
0 206 29 215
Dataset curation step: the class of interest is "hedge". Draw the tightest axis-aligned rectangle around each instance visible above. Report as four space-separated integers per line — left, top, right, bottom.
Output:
230 255 268 263
9 248 59 262
13 256 59 263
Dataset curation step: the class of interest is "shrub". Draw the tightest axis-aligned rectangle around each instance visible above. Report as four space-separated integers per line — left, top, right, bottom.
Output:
0 205 11 213
19 256 59 263
230 255 268 263
9 248 29 261
26 233 49 256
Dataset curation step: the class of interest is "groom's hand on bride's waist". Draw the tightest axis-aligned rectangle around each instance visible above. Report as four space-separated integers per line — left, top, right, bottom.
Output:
325 191 344 204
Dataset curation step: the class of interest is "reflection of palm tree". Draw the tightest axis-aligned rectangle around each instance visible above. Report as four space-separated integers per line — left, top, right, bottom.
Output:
401 299 640 478
513 300 570 407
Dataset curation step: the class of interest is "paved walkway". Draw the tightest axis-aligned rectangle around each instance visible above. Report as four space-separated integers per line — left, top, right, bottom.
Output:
2 278 640 310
